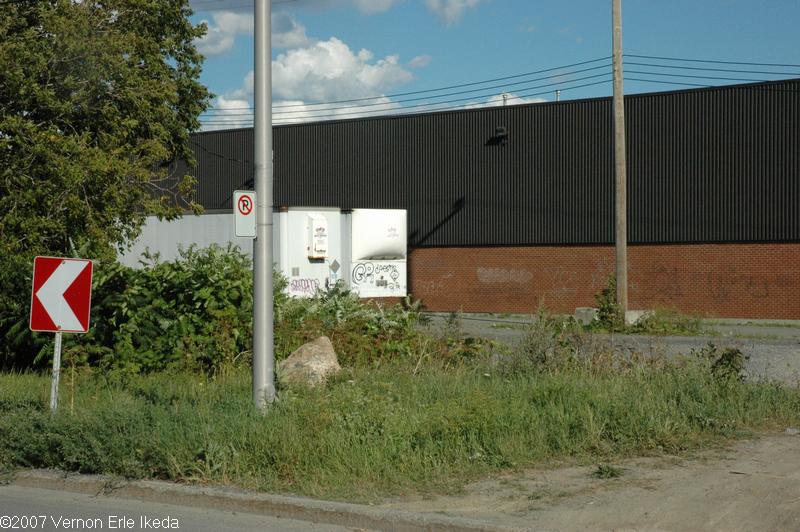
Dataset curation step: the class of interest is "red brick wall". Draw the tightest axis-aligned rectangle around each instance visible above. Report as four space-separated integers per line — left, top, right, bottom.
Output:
408 244 800 319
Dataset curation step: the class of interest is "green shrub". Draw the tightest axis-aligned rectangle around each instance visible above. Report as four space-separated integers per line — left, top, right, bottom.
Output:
588 278 704 336
77 244 255 374
591 464 623 479
693 342 750 382
498 309 588 375
274 283 426 367
4 244 429 373
631 308 703 336
592 276 625 332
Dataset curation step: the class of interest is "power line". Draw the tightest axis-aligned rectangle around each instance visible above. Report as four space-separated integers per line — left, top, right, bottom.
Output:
189 0 297 12
200 74 611 123
625 77 800 94
200 78 613 126
201 57 611 112
189 139 252 165
200 56 795 117
626 70 771 84
201 64 612 118
624 53 800 69
625 62 800 77
200 75 800 127
624 77 709 88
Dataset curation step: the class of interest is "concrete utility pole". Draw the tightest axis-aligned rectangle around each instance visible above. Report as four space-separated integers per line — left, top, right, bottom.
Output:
612 0 628 315
253 0 275 409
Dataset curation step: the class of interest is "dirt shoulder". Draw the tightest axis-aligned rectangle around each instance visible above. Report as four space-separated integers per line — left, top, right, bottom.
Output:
380 433 800 531
7 433 799 531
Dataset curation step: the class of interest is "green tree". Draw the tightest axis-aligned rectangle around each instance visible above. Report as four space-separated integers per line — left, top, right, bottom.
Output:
0 0 211 367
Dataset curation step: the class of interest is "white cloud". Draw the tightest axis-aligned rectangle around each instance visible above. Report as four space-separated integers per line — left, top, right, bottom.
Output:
425 0 484 25
196 11 311 57
228 71 254 100
196 12 252 56
201 96 253 131
409 55 432 68
202 37 413 129
272 12 313 49
272 37 414 101
273 96 402 124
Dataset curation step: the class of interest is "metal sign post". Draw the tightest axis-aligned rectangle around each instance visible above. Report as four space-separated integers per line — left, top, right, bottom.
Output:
49 331 63 413
30 256 93 414
253 0 276 409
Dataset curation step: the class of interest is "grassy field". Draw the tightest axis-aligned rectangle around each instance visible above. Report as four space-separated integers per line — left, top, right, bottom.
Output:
1 355 799 502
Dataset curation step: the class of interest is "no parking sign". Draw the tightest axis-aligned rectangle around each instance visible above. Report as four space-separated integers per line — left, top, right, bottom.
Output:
234 190 256 238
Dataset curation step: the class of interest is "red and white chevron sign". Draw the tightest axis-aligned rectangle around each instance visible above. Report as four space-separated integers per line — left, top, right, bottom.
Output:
29 257 93 333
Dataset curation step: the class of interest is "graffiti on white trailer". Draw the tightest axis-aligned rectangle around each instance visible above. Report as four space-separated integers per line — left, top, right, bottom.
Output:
289 278 320 297
350 260 406 298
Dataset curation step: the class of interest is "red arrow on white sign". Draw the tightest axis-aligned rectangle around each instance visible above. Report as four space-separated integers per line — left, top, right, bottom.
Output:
30 257 93 333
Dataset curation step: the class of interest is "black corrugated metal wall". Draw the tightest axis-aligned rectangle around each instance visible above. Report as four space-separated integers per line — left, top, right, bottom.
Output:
186 79 800 246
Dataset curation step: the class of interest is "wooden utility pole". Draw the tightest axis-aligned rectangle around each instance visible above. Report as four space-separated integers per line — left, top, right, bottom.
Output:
612 0 628 315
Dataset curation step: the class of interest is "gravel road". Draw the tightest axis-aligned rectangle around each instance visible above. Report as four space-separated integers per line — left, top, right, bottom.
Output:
422 313 800 384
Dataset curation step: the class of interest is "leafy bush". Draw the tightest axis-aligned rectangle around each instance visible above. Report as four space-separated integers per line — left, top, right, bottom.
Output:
429 312 489 365
3 244 429 373
693 342 750 382
588 277 704 336
274 283 426 367
592 276 625 332
591 464 623 479
0 255 48 369
631 308 703 336
497 309 589 375
78 244 255 374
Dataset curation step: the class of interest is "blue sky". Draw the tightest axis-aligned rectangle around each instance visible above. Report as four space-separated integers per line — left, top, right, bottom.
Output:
189 0 800 129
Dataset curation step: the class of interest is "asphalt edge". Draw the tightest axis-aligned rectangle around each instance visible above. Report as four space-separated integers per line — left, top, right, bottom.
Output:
11 469 526 532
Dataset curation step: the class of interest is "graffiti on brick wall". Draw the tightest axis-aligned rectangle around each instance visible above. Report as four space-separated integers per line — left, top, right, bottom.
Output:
549 269 579 297
653 265 792 303
476 267 533 284
475 267 585 297
289 278 320 297
413 272 453 296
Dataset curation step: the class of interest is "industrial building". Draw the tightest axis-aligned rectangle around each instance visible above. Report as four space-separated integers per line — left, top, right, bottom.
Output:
122 78 800 319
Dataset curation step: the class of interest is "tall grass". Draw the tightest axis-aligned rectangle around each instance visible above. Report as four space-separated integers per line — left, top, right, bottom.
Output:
1 360 798 501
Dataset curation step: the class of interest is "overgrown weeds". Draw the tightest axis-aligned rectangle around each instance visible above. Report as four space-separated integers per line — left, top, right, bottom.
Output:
588 276 705 336
494 308 678 378
693 342 750 382
593 275 625 332
591 464 623 479
5 245 435 374
1 357 798 501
